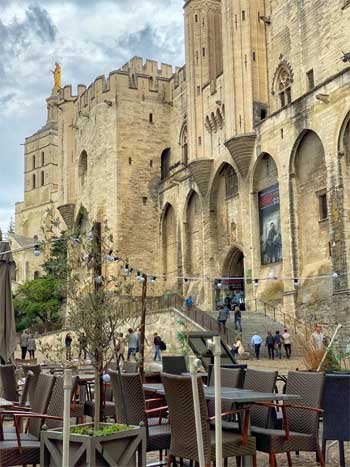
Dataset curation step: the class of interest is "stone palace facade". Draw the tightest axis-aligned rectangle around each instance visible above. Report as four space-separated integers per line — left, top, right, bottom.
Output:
14 0 350 329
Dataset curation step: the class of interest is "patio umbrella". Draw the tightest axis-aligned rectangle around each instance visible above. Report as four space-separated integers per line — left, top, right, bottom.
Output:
0 241 17 363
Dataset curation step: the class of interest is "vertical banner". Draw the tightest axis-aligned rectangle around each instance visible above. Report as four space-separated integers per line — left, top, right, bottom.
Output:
258 184 282 264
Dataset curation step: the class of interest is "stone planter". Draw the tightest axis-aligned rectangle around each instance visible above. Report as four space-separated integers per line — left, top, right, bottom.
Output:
40 423 146 467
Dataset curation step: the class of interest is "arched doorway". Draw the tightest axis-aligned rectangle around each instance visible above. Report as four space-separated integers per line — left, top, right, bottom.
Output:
216 247 244 307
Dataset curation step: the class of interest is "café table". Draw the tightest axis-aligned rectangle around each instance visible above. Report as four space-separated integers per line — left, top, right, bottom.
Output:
143 383 300 467
0 398 13 410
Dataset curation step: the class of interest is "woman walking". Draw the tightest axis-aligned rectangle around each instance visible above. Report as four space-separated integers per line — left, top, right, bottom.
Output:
27 334 36 359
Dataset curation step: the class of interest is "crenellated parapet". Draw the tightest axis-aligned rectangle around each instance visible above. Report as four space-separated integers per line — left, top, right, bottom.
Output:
57 56 184 116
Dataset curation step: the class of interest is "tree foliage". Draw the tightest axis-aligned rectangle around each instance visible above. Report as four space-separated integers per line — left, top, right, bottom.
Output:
14 277 64 332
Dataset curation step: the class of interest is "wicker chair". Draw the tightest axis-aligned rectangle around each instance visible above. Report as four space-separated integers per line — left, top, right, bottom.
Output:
0 373 56 466
161 373 256 467
84 381 116 420
0 364 18 402
22 364 41 405
251 370 325 467
244 369 278 429
219 368 278 433
109 370 171 463
208 367 244 418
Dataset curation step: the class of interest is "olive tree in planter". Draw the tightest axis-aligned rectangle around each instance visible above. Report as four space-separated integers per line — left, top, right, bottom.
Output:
41 423 146 467
43 208 136 427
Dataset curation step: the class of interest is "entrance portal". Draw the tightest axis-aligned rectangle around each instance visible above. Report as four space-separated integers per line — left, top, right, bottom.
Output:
216 247 244 308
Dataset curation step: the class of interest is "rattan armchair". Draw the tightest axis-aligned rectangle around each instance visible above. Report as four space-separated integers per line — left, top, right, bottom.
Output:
109 370 171 464
161 373 256 467
0 373 56 466
0 364 19 403
251 370 325 467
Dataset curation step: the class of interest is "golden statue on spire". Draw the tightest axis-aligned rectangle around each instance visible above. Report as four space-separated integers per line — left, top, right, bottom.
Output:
51 62 61 90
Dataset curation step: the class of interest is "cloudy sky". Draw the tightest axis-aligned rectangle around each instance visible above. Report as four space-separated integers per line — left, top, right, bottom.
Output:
0 0 184 235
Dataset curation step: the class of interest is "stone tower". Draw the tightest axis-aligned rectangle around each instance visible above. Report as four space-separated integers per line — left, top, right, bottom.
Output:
184 0 223 160
222 0 269 140
16 85 59 239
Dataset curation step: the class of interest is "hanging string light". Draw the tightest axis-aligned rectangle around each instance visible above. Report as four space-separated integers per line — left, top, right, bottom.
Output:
151 276 157 283
106 250 115 262
33 235 40 257
294 278 300 287
87 231 94 241
216 280 222 289
254 279 259 287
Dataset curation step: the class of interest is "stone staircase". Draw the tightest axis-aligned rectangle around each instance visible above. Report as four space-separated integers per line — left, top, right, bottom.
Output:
208 309 302 358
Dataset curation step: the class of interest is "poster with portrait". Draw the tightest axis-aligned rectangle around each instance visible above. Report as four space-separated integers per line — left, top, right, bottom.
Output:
258 184 282 265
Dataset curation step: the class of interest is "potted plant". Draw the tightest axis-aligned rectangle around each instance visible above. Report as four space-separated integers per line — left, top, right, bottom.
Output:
41 422 146 467
40 209 146 465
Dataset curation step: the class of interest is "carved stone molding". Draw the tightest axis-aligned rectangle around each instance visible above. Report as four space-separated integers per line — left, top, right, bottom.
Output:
58 203 76 229
224 133 256 178
188 159 214 197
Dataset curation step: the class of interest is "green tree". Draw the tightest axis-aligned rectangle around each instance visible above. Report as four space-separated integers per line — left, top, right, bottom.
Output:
42 232 68 282
14 277 64 333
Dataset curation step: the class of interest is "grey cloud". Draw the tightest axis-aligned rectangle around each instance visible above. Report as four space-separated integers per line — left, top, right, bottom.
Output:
25 5 57 42
0 4 57 87
0 93 16 105
115 23 184 66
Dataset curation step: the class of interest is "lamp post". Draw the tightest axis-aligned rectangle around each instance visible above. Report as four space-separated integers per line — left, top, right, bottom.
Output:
139 274 147 379
62 369 72 467
207 336 222 467
189 356 205 467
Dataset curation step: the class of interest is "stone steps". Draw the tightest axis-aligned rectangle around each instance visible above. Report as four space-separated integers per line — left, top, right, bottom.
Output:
209 310 302 358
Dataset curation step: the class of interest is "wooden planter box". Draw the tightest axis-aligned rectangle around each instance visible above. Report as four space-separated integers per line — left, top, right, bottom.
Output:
40 423 146 467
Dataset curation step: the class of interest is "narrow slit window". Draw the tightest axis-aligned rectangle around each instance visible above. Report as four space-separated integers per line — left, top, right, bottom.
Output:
149 113 153 123
129 157 132 165
307 69 315 90
242 10 246 20
150 160 153 167
319 193 328 220
41 171 44 186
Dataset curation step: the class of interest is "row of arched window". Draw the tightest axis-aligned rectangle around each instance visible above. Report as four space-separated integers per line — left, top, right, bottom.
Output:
32 151 45 170
32 171 45 189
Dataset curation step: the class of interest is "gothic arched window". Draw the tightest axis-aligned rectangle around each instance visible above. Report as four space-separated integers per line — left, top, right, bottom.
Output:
179 124 188 165
277 66 292 108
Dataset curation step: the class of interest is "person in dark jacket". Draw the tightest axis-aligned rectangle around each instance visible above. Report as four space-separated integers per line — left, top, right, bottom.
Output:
153 332 162 361
234 306 242 332
265 331 275 360
65 333 73 360
274 330 282 359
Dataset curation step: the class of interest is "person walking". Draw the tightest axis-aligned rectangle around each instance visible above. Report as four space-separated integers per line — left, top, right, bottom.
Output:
311 323 324 351
251 333 263 360
126 328 138 360
274 330 282 359
234 305 242 332
265 331 275 360
65 333 73 360
27 334 36 359
231 335 244 357
20 330 29 360
185 296 193 312
78 333 87 360
282 328 292 359
153 332 162 361
218 306 229 333
117 333 126 363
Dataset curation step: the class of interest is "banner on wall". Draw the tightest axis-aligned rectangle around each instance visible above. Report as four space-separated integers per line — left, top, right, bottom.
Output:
258 184 282 265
